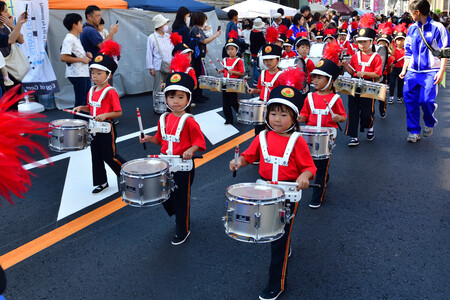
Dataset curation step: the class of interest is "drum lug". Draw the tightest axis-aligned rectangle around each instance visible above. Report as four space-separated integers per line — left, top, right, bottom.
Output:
280 210 286 223
254 212 261 229
315 141 320 151
226 209 233 222
138 183 144 198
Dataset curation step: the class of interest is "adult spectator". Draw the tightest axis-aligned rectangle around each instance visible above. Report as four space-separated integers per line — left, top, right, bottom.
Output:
172 7 192 48
300 5 311 34
241 19 253 77
146 14 173 95
190 12 221 102
278 8 291 28
80 5 118 58
225 9 238 43
271 12 282 29
249 18 265 85
399 0 449 143
289 13 307 40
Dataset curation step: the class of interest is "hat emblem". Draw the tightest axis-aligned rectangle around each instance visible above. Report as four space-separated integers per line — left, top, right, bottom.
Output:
170 74 181 83
94 55 103 63
265 46 272 53
183 43 188 48
382 34 387 38
228 39 233 43
317 60 324 68
360 29 366 35
281 87 295 98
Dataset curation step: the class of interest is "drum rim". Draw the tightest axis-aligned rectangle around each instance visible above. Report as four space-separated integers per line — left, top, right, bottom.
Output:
225 183 285 203
238 99 265 106
121 158 169 177
300 126 333 135
50 119 88 128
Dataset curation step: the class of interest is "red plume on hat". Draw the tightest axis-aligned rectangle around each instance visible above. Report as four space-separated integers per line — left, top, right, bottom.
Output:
0 85 51 205
170 32 183 46
99 40 121 58
278 25 288 35
170 52 191 73
296 31 308 38
359 13 376 29
316 22 324 31
351 21 358 30
323 41 341 65
394 23 408 34
324 28 336 36
228 29 238 39
265 26 279 43
341 22 348 30
275 67 306 91
382 26 394 36
286 29 293 39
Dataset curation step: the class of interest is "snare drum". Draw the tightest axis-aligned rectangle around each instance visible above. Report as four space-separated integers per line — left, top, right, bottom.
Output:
49 119 91 152
153 92 166 114
224 183 288 243
334 76 358 96
300 126 334 159
308 43 325 66
208 76 222 92
278 58 297 70
237 98 266 125
225 78 246 93
120 158 173 207
360 81 388 101
198 75 211 89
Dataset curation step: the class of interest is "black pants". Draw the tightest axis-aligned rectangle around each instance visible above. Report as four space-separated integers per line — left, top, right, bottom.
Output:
267 201 299 292
192 56 205 101
0 264 6 295
346 94 374 138
90 123 126 186
222 90 239 124
311 158 330 205
378 77 388 115
389 67 404 98
162 166 195 236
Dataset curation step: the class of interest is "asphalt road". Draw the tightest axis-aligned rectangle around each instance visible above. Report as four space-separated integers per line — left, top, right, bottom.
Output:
0 81 449 299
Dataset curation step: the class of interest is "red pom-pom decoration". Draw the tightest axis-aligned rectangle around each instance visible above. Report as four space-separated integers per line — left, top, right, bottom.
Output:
170 32 183 46
351 21 359 30
316 22 324 31
341 22 348 30
228 29 238 39
359 13 376 29
275 67 306 91
265 26 279 43
296 31 308 38
100 40 121 57
323 41 341 65
278 25 288 35
286 29 294 39
170 52 191 73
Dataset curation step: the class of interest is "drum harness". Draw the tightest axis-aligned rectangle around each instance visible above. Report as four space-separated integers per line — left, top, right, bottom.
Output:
159 112 194 172
260 70 283 102
222 57 242 79
307 93 339 139
87 86 113 135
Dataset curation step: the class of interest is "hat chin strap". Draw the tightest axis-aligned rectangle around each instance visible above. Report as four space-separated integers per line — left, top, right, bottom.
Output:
264 119 295 133
319 77 332 91
165 93 192 112
100 73 111 85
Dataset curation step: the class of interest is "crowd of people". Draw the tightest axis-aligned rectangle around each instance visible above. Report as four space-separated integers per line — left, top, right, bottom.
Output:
1 0 449 299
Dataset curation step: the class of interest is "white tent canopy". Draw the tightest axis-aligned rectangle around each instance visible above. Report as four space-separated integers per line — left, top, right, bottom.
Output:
309 3 327 15
223 0 297 19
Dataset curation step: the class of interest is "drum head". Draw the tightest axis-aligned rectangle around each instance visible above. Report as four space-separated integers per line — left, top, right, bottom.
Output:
122 158 168 175
51 119 88 127
300 125 332 135
226 183 284 203
240 98 265 106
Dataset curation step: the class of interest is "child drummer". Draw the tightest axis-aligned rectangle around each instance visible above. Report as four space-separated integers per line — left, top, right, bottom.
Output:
140 72 206 245
230 85 316 300
341 14 382 146
73 41 126 194
389 24 407 104
298 42 347 208
294 32 315 89
218 31 245 125
376 31 395 118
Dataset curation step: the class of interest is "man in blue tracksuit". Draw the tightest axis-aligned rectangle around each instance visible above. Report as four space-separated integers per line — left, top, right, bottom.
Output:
400 0 449 143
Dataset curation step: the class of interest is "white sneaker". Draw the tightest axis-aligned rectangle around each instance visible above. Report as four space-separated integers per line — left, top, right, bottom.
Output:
407 133 420 143
397 97 403 103
423 126 433 137
4 78 14 86
388 96 394 104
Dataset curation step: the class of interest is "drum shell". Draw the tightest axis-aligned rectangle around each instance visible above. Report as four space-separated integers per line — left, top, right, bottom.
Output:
237 98 266 125
49 119 90 152
225 79 246 93
308 43 325 66
153 92 166 114
360 83 388 101
120 158 171 207
334 77 357 96
198 75 210 89
209 77 222 92
278 58 297 70
224 183 287 243
300 127 333 159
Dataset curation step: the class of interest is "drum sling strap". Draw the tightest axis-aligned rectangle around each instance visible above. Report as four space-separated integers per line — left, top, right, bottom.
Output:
88 86 114 134
185 66 193 75
261 70 283 102
259 130 300 182
222 57 241 78
307 93 339 139
357 51 378 73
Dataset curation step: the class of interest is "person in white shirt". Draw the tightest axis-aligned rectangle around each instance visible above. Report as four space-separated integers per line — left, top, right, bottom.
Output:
60 13 92 108
146 14 174 94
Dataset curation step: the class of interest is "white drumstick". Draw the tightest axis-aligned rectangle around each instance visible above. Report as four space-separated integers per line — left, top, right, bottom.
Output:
147 154 203 159
266 180 321 188
62 109 94 120
216 58 226 69
209 59 219 72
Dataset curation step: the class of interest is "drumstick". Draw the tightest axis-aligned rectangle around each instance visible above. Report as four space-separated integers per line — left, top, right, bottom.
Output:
243 78 254 96
147 154 204 159
266 181 321 189
62 109 94 120
324 100 343 132
136 108 146 150
209 59 219 72
233 145 239 177
216 58 226 69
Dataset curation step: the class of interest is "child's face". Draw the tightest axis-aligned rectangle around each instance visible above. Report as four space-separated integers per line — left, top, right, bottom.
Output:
395 38 404 48
263 58 279 70
74 20 83 34
184 52 192 62
284 45 292 52
90 68 109 85
296 45 310 57
97 24 104 32
312 74 329 90
377 40 389 48
338 34 346 41
275 40 283 48
226 45 238 57
325 37 335 44
357 39 372 51
268 106 295 133
316 38 323 43
166 90 189 111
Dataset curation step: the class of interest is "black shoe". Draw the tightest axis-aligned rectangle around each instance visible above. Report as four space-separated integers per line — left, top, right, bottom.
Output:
348 138 359 147
259 285 283 300
309 201 321 209
367 131 375 141
380 112 386 119
92 183 109 194
171 231 190 245
224 121 234 125
252 160 260 165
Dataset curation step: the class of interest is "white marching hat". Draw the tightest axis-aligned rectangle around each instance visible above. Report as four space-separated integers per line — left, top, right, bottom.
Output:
153 14 170 29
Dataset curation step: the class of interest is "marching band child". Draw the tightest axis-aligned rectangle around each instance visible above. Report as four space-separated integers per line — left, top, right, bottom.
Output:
314 22 324 43
282 37 297 58
389 24 407 104
376 31 395 118
298 42 347 208
229 84 316 300
341 14 382 146
218 32 245 124
295 32 315 87
346 28 359 56
140 72 206 245
323 28 337 44
170 32 197 90
73 41 126 194
337 23 350 51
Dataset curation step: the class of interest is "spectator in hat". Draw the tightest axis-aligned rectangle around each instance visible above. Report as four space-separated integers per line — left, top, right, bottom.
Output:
146 14 174 95
250 18 265 85
271 12 282 29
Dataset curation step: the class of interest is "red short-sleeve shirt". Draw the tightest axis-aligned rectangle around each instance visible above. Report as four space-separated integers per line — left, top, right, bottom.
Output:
242 131 317 181
187 68 197 86
394 47 405 68
350 52 383 79
223 57 245 79
300 92 347 128
87 85 122 118
257 70 282 100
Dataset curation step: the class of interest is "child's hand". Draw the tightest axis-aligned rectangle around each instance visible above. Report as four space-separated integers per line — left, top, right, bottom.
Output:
73 106 82 113
332 115 341 123
295 177 309 191
86 52 93 59
139 135 149 143
356 71 365 78
229 159 239 172
81 57 91 64
95 114 107 122
248 88 255 94
182 149 194 160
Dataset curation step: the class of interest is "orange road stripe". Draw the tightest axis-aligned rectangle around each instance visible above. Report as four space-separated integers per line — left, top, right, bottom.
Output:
0 129 255 270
